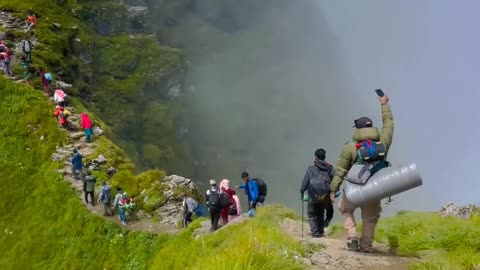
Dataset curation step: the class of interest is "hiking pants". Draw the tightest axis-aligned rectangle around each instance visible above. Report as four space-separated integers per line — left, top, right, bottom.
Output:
85 191 95 205
307 200 327 235
84 128 92 142
103 201 113 216
118 208 126 223
209 207 221 231
183 212 193 228
325 202 334 223
338 193 382 251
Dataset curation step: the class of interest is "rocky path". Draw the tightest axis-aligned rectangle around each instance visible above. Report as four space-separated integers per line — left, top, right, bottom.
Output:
281 218 416 270
51 106 179 235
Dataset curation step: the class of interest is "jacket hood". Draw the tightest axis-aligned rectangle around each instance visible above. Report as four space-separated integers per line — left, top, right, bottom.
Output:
314 160 332 172
352 127 380 142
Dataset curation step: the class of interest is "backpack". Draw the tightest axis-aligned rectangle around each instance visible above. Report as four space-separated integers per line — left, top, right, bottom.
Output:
23 40 32 53
208 188 221 207
346 139 390 185
120 195 131 205
255 178 268 197
219 192 233 209
229 204 238 215
309 169 331 200
102 186 111 201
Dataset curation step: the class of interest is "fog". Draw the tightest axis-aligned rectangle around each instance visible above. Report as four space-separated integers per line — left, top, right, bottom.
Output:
176 0 480 214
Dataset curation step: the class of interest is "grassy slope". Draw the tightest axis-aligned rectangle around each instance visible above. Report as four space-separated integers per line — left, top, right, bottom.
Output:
375 211 480 270
0 81 309 269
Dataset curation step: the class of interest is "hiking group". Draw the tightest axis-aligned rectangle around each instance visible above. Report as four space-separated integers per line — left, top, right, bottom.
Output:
300 92 393 253
182 172 268 232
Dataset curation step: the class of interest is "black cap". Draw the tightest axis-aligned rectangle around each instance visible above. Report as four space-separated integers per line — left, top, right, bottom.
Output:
315 148 326 160
353 117 373 129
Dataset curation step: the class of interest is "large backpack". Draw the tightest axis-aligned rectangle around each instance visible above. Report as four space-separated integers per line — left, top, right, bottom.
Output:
309 169 331 200
255 178 268 197
346 139 390 185
219 193 233 209
23 40 32 53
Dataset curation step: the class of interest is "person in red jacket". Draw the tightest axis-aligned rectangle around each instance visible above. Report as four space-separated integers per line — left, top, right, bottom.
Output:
81 112 93 142
54 106 70 129
219 179 234 225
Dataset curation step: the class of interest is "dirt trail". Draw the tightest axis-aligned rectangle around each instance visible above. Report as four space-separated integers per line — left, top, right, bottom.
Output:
52 107 179 235
281 218 416 270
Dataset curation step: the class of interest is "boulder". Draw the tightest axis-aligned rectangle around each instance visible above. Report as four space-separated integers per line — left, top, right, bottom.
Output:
439 202 477 218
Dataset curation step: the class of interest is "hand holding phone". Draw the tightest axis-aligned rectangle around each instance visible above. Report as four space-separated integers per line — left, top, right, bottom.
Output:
375 89 385 97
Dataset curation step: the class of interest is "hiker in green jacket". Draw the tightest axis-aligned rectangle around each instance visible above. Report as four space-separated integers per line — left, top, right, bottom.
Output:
330 94 394 252
84 171 96 206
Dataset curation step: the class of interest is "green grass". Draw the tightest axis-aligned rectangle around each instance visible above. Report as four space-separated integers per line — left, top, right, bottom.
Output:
375 211 480 270
0 81 308 269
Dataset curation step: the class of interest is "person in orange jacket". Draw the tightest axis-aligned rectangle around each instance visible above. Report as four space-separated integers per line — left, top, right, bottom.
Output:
54 106 71 129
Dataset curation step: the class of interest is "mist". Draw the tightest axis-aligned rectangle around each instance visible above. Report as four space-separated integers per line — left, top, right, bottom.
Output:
170 0 480 214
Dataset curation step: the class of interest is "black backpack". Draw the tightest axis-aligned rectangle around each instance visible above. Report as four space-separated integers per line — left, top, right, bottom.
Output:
255 178 268 197
219 193 233 209
209 188 220 207
309 169 331 199
229 204 238 215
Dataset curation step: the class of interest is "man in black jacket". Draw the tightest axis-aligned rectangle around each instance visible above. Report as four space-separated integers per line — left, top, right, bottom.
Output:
300 148 334 237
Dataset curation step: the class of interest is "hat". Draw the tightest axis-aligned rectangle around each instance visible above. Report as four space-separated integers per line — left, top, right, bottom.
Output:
353 117 373 129
209 179 216 185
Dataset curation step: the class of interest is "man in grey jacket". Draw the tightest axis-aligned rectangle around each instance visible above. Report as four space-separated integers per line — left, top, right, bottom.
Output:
300 148 334 237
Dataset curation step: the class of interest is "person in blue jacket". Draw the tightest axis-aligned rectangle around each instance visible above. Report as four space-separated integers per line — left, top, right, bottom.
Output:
237 171 259 217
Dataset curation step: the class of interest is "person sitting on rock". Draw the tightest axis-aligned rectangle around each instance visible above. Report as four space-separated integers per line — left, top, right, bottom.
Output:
84 170 96 206
219 179 234 225
182 195 199 228
54 88 67 107
70 149 83 180
25 11 37 32
98 181 113 216
80 113 93 142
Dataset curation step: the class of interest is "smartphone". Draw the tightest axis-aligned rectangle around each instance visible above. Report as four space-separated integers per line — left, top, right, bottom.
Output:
375 89 385 97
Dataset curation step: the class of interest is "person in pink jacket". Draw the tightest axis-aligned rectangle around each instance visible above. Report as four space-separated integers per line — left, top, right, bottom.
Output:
228 190 242 222
80 113 93 142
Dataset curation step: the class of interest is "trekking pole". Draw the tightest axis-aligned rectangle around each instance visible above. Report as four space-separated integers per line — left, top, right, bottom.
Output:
301 199 304 238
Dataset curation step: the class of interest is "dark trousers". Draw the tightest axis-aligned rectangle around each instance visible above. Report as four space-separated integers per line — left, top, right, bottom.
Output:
85 191 95 205
325 202 334 224
307 200 327 236
209 207 221 231
103 201 113 216
183 212 193 228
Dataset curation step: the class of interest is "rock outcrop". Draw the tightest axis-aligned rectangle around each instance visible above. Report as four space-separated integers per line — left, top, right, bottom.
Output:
439 202 478 218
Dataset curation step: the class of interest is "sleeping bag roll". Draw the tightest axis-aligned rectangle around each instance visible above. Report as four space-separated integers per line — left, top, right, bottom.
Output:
343 162 423 208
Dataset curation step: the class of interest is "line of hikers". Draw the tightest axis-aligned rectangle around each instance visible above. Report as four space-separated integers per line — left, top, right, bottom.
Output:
182 172 268 232
71 149 134 225
300 93 393 253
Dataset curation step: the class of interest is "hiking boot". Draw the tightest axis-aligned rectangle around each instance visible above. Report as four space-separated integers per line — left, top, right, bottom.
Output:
345 239 359 251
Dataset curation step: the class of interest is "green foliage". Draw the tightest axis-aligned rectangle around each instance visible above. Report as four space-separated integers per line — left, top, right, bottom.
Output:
375 211 480 270
150 205 313 270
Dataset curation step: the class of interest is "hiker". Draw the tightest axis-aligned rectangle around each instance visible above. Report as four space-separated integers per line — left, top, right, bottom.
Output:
98 181 113 216
219 179 234 225
84 171 96 206
54 105 71 129
25 11 37 32
20 65 36 85
54 89 67 107
80 113 93 142
330 93 393 252
300 148 334 237
114 189 133 225
22 37 33 63
228 190 242 222
70 149 83 180
237 172 267 217
40 68 52 95
182 196 199 228
205 179 222 231
0 51 12 76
